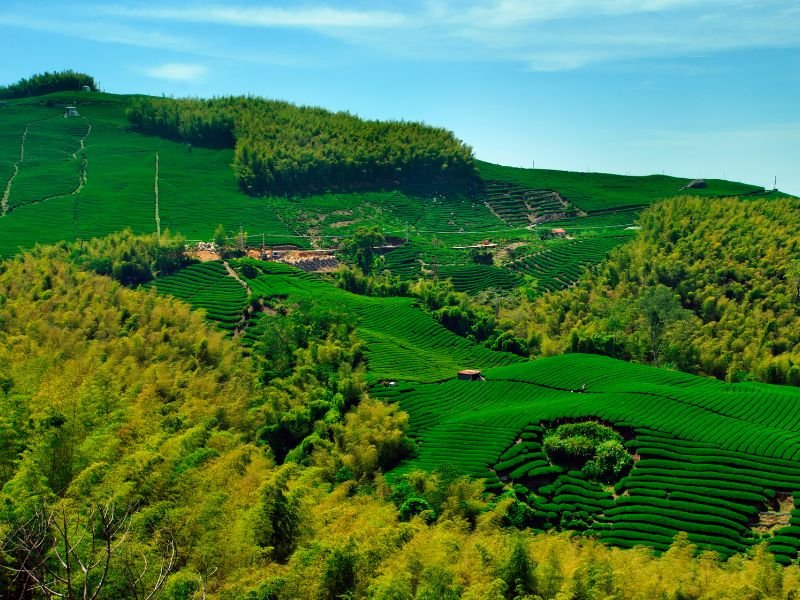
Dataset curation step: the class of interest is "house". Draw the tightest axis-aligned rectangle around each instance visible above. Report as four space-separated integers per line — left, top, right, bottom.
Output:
458 369 482 381
64 106 80 118
550 228 567 238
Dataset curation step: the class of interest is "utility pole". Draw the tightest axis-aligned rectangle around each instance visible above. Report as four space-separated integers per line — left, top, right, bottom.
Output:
261 233 265 258
774 176 777 191
239 224 244 253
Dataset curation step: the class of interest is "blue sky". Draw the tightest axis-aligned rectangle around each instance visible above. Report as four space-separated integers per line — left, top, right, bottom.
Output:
2 0 799 194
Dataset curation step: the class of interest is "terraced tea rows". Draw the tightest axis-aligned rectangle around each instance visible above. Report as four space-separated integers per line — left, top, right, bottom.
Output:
484 180 580 227
235 259 521 382
383 353 800 558
506 232 634 292
437 264 521 294
0 94 300 256
145 261 248 332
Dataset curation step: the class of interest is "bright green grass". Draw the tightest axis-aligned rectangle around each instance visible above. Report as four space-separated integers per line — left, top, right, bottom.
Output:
0 93 299 256
381 353 800 557
506 232 635 293
477 160 764 213
437 264 521 294
143 261 248 333
235 260 521 382
1 91 785 306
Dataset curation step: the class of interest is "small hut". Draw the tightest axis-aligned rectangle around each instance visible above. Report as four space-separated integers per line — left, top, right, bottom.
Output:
64 106 80 118
81 85 91 93
458 369 482 381
550 228 567 238
682 179 707 190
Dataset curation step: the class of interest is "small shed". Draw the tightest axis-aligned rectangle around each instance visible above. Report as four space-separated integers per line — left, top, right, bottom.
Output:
682 179 707 190
458 369 482 381
551 228 567 238
64 106 80 118
81 85 91 93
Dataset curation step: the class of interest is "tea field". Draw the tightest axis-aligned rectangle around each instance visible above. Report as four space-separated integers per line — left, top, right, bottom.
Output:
3 90 785 300
146 259 521 382
375 353 800 560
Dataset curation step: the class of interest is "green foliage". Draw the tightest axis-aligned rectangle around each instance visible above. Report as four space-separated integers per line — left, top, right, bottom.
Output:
253 469 300 563
70 228 189 285
0 70 96 99
543 423 632 482
339 225 385 275
126 95 476 195
499 538 538 599
525 196 800 383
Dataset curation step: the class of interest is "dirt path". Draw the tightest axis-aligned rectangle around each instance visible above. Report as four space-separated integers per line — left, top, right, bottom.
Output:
154 151 161 238
223 261 251 295
72 123 92 159
1 126 29 216
484 201 506 225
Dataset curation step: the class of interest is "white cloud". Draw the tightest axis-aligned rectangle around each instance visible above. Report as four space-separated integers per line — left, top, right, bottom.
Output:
3 1 800 71
144 63 208 82
101 5 409 29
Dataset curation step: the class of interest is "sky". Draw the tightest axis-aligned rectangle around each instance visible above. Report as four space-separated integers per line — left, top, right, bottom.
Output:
2 0 799 194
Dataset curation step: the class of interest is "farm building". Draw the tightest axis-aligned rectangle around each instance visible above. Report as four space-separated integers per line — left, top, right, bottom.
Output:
64 106 80 118
551 228 567 237
458 369 482 381
81 85 91 92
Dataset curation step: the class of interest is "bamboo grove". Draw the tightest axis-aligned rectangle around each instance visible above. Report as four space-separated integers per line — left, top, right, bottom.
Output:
125 96 477 195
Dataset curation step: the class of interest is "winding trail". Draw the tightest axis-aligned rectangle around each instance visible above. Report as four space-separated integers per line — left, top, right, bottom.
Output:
223 261 251 295
72 123 92 159
1 126 29 216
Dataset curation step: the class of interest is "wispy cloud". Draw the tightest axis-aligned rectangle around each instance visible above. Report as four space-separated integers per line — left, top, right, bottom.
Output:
144 62 208 82
2 1 799 71
101 4 410 29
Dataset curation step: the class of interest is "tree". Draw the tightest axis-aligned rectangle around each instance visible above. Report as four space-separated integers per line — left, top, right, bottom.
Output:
1 503 174 599
499 538 537 599
253 469 300 563
787 259 800 302
340 226 385 275
637 285 691 367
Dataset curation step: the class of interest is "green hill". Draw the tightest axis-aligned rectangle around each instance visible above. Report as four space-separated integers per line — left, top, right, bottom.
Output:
1 90 786 300
521 195 800 384
379 353 800 562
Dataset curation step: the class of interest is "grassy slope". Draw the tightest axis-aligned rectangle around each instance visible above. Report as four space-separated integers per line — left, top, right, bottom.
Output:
379 353 800 561
0 92 298 256
477 159 765 212
148 259 521 383
146 257 800 560
2 91 785 297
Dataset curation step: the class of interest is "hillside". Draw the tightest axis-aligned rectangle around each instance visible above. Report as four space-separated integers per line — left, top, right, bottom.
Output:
1 90 784 300
5 78 800 589
379 353 800 562
519 196 800 384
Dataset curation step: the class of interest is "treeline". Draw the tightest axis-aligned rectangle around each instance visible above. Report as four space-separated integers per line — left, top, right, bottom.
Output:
514 196 800 384
125 95 476 195
0 70 96 99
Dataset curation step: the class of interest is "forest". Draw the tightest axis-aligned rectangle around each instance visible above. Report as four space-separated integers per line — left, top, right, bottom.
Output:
2 233 799 598
0 70 96 99
514 196 800 384
125 96 477 196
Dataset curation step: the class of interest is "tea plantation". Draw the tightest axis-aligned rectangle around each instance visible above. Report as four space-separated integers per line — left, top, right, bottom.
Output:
377 353 800 561
146 259 520 382
3 90 782 299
